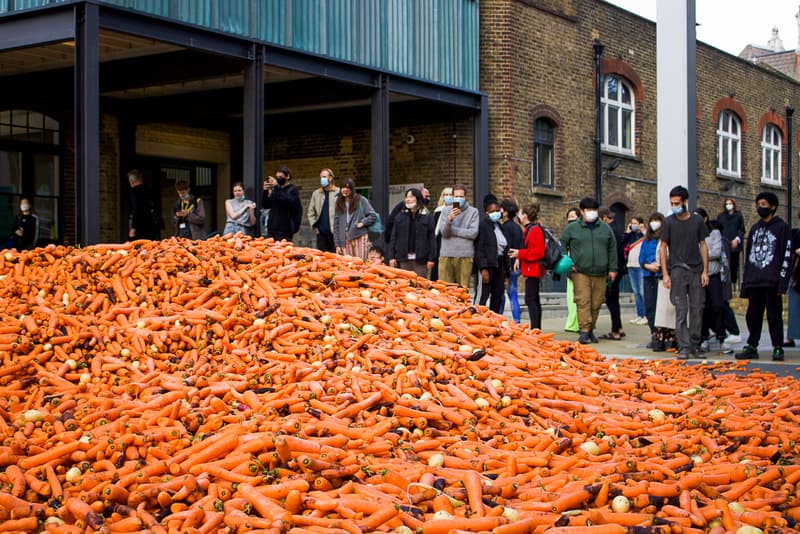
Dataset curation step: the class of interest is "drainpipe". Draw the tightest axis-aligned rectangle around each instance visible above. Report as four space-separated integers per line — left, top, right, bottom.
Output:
594 37 605 204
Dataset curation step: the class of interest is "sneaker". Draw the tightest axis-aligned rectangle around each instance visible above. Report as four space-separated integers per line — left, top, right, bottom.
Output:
629 317 641 324
698 340 710 353
652 339 666 352
677 350 691 360
636 316 649 325
589 332 599 344
578 332 592 344
724 334 742 344
735 345 759 360
773 347 785 361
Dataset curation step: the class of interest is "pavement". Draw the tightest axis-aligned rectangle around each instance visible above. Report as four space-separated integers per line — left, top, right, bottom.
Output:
498 296 800 377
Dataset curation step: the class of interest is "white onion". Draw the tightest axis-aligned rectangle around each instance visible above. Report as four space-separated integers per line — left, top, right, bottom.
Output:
611 495 630 513
427 453 445 467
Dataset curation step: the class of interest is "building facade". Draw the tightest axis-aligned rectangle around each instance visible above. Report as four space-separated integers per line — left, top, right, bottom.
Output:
482 0 800 238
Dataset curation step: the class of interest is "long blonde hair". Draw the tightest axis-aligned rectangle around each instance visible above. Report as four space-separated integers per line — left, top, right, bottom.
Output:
436 187 453 209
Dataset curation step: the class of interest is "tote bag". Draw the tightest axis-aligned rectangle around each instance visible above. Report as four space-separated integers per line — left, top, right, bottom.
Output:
654 280 676 330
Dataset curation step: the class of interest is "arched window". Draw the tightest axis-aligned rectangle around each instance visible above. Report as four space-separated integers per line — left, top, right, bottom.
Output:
717 110 741 178
761 124 781 185
533 118 555 187
601 75 634 155
0 110 61 246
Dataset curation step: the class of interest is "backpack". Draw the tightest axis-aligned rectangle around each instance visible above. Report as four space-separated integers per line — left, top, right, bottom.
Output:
367 212 384 241
535 223 565 271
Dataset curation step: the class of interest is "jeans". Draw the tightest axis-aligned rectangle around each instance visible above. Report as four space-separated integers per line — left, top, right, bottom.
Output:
643 276 658 334
627 267 646 318
605 274 622 333
669 267 705 353
500 269 521 322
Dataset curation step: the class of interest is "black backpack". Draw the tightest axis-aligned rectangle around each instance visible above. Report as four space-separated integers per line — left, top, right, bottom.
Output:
536 223 565 271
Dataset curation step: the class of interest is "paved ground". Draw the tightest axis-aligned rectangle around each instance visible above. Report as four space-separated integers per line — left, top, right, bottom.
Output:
498 299 800 377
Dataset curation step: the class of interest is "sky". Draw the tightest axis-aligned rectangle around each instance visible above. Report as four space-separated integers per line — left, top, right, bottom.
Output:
606 0 800 56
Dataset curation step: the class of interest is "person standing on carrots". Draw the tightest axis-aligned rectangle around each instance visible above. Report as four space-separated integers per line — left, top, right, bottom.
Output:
736 191 793 361
659 185 709 360
435 183 479 288
559 197 617 344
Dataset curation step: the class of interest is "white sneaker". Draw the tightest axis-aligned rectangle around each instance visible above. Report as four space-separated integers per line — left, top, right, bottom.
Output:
637 316 649 325
629 317 640 324
724 334 742 344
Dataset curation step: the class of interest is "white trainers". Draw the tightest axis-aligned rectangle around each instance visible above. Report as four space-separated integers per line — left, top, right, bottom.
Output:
629 317 640 324
638 316 649 325
724 334 742 344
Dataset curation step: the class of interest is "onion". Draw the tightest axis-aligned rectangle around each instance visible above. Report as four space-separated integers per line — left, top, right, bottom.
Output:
362 324 378 335
432 510 453 521
579 441 600 455
360 289 372 298
500 395 512 407
319 314 332 325
648 408 666 423
501 507 520 521
65 466 82 483
253 318 266 327
475 397 490 409
427 453 444 467
24 409 44 422
728 502 746 515
429 318 445 330
736 527 763 534
44 517 65 527
611 495 630 513
691 454 704 465
394 527 414 534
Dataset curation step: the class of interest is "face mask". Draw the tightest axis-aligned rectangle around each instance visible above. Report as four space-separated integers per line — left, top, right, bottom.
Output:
488 212 502 223
422 197 430 206
320 178 329 188
725 203 734 212
671 204 685 216
454 198 465 207
583 210 598 223
630 224 639 232
567 217 578 223
20 204 30 212
276 177 287 186
405 202 417 210
649 221 661 231
444 195 454 205
757 206 774 219
180 193 190 201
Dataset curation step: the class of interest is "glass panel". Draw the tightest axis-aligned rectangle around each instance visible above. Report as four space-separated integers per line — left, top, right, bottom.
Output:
622 110 632 150
0 124 10 140
0 110 9 124
621 82 631 105
534 119 554 143
606 76 618 101
0 151 22 241
11 110 26 127
731 139 739 173
731 117 739 136
32 196 57 243
33 154 59 196
608 106 619 148
722 141 729 171
543 145 553 186
774 151 781 180
44 116 58 131
28 112 43 130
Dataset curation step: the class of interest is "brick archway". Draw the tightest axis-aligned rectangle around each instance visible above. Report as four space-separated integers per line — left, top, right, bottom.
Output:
600 58 644 102
712 97 748 132
757 111 787 143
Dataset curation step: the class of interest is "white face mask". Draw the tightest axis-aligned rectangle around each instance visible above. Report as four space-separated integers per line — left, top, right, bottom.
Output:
649 221 661 231
405 202 417 210
725 203 734 212
583 210 599 223
630 224 639 232
20 204 30 212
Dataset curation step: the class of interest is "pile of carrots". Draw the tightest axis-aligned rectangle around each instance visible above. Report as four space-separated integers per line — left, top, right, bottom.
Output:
0 235 798 534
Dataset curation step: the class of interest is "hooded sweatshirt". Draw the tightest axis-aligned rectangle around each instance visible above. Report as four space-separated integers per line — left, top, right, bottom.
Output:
741 215 792 295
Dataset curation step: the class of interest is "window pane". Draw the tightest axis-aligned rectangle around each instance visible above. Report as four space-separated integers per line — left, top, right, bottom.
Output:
0 110 9 124
33 154 59 196
722 141 729 170
0 124 10 140
606 76 618 101
731 139 738 172
774 151 781 180
44 116 58 131
731 117 739 136
534 119 554 143
33 196 57 243
608 106 619 147
622 109 632 150
11 110 26 127
621 82 631 105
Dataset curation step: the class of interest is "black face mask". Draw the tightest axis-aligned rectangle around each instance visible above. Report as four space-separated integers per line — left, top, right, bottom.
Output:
757 206 774 219
277 177 287 186
422 197 430 206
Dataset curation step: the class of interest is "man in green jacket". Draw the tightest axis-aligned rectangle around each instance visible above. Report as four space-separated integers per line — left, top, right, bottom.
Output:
560 197 618 344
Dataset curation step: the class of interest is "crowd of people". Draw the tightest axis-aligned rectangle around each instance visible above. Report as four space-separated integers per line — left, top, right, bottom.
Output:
116 167 800 360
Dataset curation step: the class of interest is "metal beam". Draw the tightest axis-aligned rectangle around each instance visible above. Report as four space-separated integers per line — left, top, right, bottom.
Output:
370 73 390 235
98 4 251 59
389 76 482 110
265 45 377 87
243 44 264 234
0 7 73 51
473 94 489 208
75 2 100 245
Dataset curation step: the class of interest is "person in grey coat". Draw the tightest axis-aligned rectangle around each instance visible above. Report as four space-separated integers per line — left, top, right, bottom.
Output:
333 178 377 262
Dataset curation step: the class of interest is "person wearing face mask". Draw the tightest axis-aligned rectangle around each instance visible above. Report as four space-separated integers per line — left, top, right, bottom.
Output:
127 169 160 240
623 216 647 325
718 197 745 290
224 182 257 236
435 184 480 288
559 197 617 344
640 212 666 350
563 208 581 333
430 187 454 281
262 165 302 242
659 186 709 360
387 188 436 278
171 180 206 240
6 197 39 250
474 195 510 313
499 199 524 323
736 192 792 361
307 168 339 252
508 203 546 329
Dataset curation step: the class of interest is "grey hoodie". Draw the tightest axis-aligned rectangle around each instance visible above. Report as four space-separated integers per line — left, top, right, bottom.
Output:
435 202 480 258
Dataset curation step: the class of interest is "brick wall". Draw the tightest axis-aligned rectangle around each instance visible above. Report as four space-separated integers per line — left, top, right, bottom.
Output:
481 0 800 235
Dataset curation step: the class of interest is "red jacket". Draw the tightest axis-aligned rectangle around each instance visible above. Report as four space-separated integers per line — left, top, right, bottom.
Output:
518 223 546 278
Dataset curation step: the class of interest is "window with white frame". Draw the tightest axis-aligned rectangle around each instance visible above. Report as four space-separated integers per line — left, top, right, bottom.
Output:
601 75 634 155
760 124 781 185
716 110 741 177
533 118 555 187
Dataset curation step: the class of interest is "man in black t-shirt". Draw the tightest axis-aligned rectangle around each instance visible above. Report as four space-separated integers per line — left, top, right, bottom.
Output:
660 186 709 360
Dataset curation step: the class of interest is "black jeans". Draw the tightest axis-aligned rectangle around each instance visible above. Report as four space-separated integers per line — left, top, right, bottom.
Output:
745 287 784 348
721 302 740 335
701 274 725 340
605 274 622 333
478 259 506 314
525 276 542 329
316 231 335 253
643 276 658 334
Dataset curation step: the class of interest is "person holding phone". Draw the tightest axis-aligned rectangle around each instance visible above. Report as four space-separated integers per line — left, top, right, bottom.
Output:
435 183 479 288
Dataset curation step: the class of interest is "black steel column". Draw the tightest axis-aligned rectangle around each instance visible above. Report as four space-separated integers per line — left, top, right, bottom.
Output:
787 105 794 222
473 94 489 206
593 38 604 204
244 44 265 234
75 2 100 245
371 73 390 225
